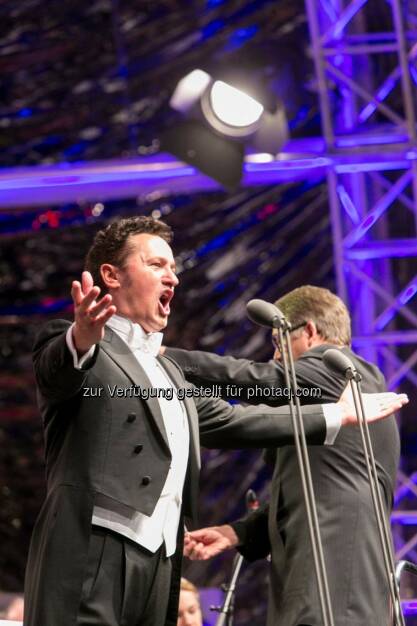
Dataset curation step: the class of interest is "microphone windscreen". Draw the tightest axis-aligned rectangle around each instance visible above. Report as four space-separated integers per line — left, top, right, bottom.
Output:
246 299 283 328
323 348 356 378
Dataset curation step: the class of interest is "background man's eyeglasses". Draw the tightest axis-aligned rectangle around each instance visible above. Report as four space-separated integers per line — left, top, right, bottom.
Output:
271 321 307 350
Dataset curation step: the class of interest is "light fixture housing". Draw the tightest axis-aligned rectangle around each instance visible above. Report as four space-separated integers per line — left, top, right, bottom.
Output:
162 68 288 188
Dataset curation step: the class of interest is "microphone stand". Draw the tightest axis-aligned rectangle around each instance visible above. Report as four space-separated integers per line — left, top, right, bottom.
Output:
275 314 335 626
213 490 259 626
214 554 243 626
336 362 405 626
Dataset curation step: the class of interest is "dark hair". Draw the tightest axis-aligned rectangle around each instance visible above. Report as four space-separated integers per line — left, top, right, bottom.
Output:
275 285 351 346
85 216 173 291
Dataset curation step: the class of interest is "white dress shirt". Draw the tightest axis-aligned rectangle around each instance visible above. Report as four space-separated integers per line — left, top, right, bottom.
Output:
66 314 189 557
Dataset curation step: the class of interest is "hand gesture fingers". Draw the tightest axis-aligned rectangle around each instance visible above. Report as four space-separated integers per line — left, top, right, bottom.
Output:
186 541 212 560
78 285 101 315
363 392 408 422
82 271 94 294
341 388 409 426
71 271 116 354
71 280 84 307
183 538 198 558
183 527 236 561
71 272 97 308
84 294 116 329
88 294 116 321
183 535 213 560
183 530 216 560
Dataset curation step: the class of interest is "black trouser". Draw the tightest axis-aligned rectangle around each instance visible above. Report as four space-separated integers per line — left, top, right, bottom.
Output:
77 527 172 626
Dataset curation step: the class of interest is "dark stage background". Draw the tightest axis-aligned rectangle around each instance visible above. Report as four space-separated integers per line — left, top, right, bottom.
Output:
1 0 417 624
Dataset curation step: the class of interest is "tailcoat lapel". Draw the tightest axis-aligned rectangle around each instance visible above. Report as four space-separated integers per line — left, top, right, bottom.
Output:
101 327 170 451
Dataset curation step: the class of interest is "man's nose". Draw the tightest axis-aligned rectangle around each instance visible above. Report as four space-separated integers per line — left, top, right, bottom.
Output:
164 268 179 287
273 348 282 361
170 270 179 287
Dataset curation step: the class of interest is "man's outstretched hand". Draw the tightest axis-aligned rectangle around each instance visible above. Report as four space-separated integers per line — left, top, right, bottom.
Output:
71 271 116 356
184 525 239 561
338 385 408 427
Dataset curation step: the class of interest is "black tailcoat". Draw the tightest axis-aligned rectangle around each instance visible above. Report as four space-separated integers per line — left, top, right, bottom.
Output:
24 321 327 626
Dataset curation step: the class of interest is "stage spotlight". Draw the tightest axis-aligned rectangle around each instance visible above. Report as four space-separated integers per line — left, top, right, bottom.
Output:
203 81 264 133
161 69 288 189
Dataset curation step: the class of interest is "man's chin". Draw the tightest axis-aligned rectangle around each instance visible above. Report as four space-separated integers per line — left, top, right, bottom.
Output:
159 317 169 330
137 316 168 333
152 315 169 332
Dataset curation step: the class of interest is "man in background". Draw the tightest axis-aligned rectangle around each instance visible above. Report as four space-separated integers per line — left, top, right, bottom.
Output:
165 286 400 626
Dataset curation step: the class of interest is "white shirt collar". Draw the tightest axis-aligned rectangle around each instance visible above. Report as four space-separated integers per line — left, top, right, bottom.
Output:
107 314 163 357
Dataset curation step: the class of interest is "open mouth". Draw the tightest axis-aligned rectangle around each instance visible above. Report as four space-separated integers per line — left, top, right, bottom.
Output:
158 290 173 317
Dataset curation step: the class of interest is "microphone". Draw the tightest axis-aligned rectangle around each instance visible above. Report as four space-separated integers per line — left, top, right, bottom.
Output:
323 348 362 382
246 299 285 329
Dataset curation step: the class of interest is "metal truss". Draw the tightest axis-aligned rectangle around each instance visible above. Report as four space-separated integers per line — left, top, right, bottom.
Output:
305 0 417 597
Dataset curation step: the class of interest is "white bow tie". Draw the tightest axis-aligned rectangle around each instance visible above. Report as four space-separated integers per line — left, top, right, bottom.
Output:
129 328 163 357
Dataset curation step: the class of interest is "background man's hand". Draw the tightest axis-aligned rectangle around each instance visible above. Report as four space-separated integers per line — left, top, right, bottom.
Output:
184 525 239 560
71 271 116 356
339 385 408 426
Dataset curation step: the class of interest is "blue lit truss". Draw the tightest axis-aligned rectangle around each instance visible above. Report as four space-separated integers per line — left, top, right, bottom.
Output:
305 0 417 582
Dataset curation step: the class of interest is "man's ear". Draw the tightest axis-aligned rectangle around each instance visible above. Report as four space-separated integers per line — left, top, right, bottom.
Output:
100 264 120 290
304 320 318 344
